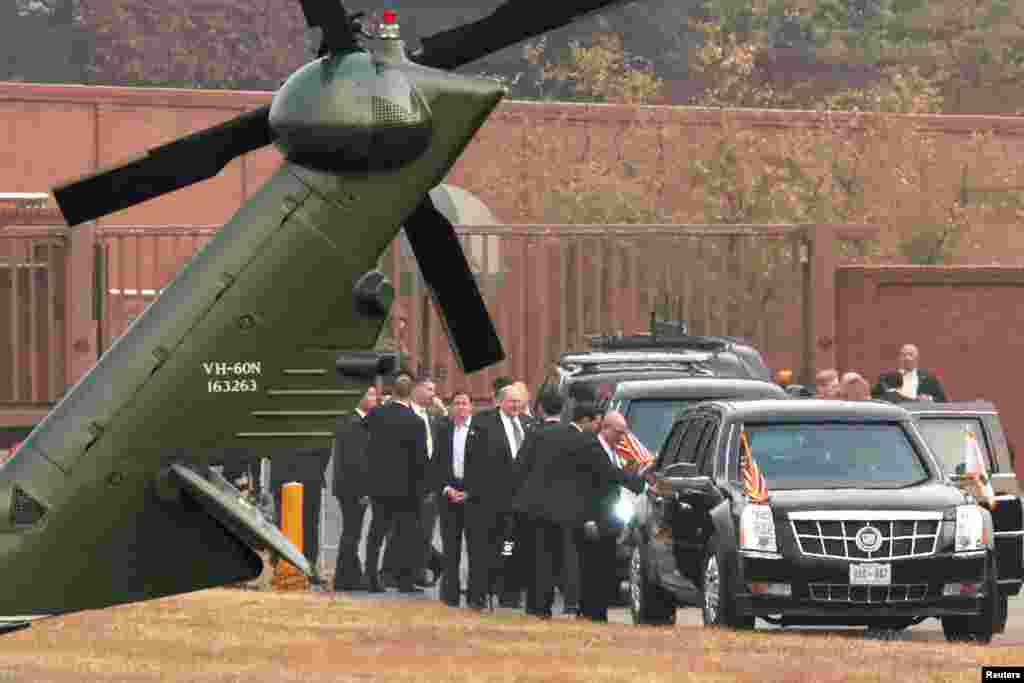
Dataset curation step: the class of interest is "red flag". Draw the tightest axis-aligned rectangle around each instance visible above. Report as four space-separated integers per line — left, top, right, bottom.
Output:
740 430 769 503
616 430 654 472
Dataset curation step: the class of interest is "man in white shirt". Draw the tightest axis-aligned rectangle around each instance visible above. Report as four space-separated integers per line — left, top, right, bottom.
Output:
436 390 474 606
872 343 948 403
463 383 531 609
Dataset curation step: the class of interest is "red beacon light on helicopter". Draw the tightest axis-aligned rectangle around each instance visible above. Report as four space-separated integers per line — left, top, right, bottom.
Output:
378 9 400 39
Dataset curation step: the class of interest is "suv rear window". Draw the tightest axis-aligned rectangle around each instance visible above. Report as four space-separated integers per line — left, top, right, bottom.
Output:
626 399 701 453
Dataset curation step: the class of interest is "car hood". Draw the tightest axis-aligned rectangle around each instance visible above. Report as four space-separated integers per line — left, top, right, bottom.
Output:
766 484 966 515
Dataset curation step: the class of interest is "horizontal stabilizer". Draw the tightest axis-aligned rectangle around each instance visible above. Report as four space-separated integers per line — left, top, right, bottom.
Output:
169 464 314 580
0 620 33 636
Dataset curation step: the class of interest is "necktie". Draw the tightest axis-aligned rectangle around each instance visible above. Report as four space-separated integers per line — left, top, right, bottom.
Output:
512 418 524 455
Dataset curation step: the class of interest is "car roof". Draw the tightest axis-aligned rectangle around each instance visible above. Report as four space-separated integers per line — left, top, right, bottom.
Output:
613 377 787 400
559 351 713 367
704 398 911 423
900 400 998 416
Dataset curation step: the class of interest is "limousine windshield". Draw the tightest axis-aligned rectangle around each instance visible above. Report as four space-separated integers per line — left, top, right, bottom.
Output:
742 422 931 490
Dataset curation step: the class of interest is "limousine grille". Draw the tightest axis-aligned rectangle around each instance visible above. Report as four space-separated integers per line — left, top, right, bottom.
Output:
789 511 942 561
808 583 929 603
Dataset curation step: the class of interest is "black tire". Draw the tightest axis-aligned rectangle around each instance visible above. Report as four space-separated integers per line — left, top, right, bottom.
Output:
942 571 999 644
701 539 755 630
628 545 676 626
996 594 1009 635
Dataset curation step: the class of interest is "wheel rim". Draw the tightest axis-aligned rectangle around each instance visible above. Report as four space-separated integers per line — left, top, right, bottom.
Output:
704 555 720 624
630 547 643 616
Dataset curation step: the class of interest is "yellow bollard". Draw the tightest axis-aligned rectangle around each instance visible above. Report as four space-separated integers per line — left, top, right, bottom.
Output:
272 482 310 591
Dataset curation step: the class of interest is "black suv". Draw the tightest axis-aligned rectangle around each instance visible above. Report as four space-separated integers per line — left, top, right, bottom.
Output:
903 401 1023 633
607 377 788 459
627 399 1016 643
533 329 773 420
605 378 789 598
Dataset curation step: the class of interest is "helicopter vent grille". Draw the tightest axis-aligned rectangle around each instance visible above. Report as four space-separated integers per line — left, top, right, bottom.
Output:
372 96 418 126
10 486 46 526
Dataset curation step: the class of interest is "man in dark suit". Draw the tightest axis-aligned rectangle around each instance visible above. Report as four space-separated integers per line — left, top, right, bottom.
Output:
872 343 948 403
515 403 653 622
433 389 474 606
512 388 577 618
270 445 332 574
463 382 532 609
380 375 445 587
363 369 430 593
330 384 376 591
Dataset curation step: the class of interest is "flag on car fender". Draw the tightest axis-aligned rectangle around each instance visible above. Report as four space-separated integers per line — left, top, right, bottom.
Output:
740 430 769 503
962 428 996 510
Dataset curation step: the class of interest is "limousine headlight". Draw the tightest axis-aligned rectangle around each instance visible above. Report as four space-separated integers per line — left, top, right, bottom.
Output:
740 504 777 554
955 505 986 553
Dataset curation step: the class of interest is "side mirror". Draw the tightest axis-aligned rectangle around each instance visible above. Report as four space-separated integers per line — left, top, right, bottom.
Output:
657 462 714 496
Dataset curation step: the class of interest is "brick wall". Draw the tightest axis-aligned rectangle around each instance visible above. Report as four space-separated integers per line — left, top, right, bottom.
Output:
6 81 1024 228
836 266 1024 475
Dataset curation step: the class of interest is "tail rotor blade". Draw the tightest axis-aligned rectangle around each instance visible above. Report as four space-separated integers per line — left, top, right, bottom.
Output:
411 0 632 71
403 196 505 374
52 105 273 226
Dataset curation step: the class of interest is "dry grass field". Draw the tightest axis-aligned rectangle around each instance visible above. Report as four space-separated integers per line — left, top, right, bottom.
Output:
0 588 1019 683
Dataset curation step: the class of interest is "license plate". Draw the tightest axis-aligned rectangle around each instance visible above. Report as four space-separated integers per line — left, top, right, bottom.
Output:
850 563 891 586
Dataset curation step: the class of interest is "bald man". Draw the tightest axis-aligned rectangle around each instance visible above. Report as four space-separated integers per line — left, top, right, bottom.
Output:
516 404 653 621
463 382 533 609
815 369 840 399
873 344 947 403
839 372 871 401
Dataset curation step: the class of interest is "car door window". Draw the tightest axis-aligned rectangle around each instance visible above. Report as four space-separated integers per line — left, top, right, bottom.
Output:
657 420 689 470
695 418 720 476
677 417 707 465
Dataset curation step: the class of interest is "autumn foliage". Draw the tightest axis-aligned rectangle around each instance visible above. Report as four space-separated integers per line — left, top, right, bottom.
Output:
528 23 1024 265
81 0 309 89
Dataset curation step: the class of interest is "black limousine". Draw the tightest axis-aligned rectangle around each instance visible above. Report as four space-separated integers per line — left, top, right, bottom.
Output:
624 399 1020 643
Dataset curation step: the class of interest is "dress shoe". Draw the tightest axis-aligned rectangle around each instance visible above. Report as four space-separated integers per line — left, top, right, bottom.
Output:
397 583 425 594
562 604 579 616
413 569 437 588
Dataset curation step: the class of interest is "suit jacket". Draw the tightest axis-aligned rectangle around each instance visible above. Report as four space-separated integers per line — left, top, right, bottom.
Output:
432 416 478 495
463 408 533 512
513 425 646 529
331 411 370 497
512 418 563 498
364 401 429 500
872 369 947 403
